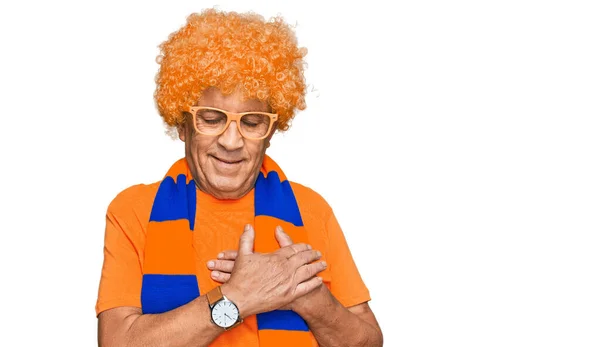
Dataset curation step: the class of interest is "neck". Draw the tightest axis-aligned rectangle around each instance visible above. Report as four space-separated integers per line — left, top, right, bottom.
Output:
195 182 254 200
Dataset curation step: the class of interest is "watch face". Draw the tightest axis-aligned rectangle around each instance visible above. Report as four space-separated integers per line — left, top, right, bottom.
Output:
211 300 239 328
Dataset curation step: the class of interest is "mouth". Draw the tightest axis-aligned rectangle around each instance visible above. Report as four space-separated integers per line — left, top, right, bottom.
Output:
211 155 244 165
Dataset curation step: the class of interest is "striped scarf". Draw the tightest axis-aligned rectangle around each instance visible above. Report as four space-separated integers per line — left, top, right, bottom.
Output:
140 155 313 346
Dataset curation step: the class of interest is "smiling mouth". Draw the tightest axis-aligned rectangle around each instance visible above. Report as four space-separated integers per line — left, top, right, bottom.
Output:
212 156 243 164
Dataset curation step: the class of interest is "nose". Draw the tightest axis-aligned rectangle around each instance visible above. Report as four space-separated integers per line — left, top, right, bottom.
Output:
217 121 244 150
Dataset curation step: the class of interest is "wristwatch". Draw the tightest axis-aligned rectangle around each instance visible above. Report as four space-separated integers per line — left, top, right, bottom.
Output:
207 286 243 330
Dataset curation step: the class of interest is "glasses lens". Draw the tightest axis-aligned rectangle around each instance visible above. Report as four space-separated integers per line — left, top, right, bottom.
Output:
240 113 271 139
195 109 227 135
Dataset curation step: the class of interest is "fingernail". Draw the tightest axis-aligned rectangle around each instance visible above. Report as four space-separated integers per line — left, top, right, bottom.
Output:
316 251 322 257
318 277 323 282
245 224 251 232
321 261 327 268
217 253 224 259
211 271 219 278
207 261 215 269
276 225 283 233
307 244 312 250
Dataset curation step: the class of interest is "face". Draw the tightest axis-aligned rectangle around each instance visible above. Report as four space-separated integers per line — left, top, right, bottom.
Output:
178 87 275 200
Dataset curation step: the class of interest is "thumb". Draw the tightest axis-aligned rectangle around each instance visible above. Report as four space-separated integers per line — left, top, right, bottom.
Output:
275 225 293 248
239 224 255 255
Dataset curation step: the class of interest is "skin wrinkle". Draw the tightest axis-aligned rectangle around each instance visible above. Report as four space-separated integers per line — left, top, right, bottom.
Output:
178 92 270 199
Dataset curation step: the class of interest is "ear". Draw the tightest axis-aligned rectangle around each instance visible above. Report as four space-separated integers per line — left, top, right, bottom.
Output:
265 123 278 148
177 122 186 142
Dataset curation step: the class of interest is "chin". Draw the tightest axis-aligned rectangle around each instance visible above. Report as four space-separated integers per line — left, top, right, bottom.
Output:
213 190 246 200
209 179 247 199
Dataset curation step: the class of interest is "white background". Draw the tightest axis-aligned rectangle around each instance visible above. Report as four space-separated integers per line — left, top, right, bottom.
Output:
0 0 599 346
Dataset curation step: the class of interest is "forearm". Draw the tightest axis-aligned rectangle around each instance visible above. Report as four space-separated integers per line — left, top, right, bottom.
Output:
294 286 383 347
99 295 223 347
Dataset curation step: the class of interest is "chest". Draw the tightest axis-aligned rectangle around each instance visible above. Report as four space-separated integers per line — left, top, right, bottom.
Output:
191 209 252 294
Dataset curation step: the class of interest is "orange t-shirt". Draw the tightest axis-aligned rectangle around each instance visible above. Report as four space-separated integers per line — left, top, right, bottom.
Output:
96 180 370 345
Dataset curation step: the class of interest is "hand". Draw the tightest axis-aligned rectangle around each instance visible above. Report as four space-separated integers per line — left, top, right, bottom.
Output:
217 224 326 318
207 226 327 311
271 227 327 311
207 249 237 283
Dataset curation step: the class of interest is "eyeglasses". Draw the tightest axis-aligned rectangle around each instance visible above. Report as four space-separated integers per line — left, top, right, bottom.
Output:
188 106 278 140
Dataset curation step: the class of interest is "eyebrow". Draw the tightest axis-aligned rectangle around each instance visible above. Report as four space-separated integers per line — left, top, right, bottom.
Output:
198 105 273 113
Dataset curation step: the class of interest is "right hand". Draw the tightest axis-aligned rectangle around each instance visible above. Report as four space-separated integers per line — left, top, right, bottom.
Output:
221 224 325 318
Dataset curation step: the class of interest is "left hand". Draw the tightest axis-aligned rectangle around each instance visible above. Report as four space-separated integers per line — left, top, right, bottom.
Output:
206 226 326 311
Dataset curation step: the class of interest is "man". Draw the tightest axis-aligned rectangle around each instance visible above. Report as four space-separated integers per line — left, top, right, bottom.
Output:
96 8 383 347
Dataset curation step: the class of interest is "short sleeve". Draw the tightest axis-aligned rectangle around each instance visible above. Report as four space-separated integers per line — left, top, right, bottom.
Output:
326 211 371 308
95 193 146 316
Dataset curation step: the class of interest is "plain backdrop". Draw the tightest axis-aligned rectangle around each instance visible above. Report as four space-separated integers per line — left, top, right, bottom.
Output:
0 0 599 346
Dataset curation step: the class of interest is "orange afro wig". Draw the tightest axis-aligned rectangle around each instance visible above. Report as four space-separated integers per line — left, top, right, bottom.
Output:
154 8 308 132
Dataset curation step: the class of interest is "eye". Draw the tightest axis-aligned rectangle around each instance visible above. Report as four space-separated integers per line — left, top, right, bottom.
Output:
198 110 226 124
242 119 259 127
241 114 268 127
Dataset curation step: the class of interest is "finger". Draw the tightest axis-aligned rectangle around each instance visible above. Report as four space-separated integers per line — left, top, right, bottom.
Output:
210 270 231 283
295 260 327 284
207 259 235 273
278 243 312 259
217 250 238 260
294 276 324 298
289 249 322 268
238 224 255 255
275 226 294 248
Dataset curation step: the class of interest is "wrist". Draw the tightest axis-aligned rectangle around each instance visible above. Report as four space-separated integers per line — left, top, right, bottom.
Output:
220 283 249 318
292 282 328 316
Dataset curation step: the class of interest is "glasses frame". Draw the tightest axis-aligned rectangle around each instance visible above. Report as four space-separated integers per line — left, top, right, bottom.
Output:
188 106 279 140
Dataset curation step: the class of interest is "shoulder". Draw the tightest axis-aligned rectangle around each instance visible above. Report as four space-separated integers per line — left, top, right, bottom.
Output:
106 181 161 217
290 181 333 220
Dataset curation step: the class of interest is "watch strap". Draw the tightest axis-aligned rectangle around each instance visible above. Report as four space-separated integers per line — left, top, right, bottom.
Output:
207 286 224 307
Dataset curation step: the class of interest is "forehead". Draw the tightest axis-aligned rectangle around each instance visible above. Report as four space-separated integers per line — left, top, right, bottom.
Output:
197 87 269 112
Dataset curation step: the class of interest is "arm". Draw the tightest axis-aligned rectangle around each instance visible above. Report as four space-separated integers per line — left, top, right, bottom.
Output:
98 297 223 347
96 196 228 347
278 208 383 346
97 197 224 346
98 222 323 347
208 251 383 347
292 286 383 347
207 227 383 347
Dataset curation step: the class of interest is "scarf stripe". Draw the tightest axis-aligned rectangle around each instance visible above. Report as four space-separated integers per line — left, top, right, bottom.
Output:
256 310 310 331
253 165 313 346
254 172 304 227
141 156 312 346
149 174 197 230
142 168 199 314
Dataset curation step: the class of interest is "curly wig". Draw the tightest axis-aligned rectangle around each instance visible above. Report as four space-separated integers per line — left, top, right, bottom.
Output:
154 8 308 132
